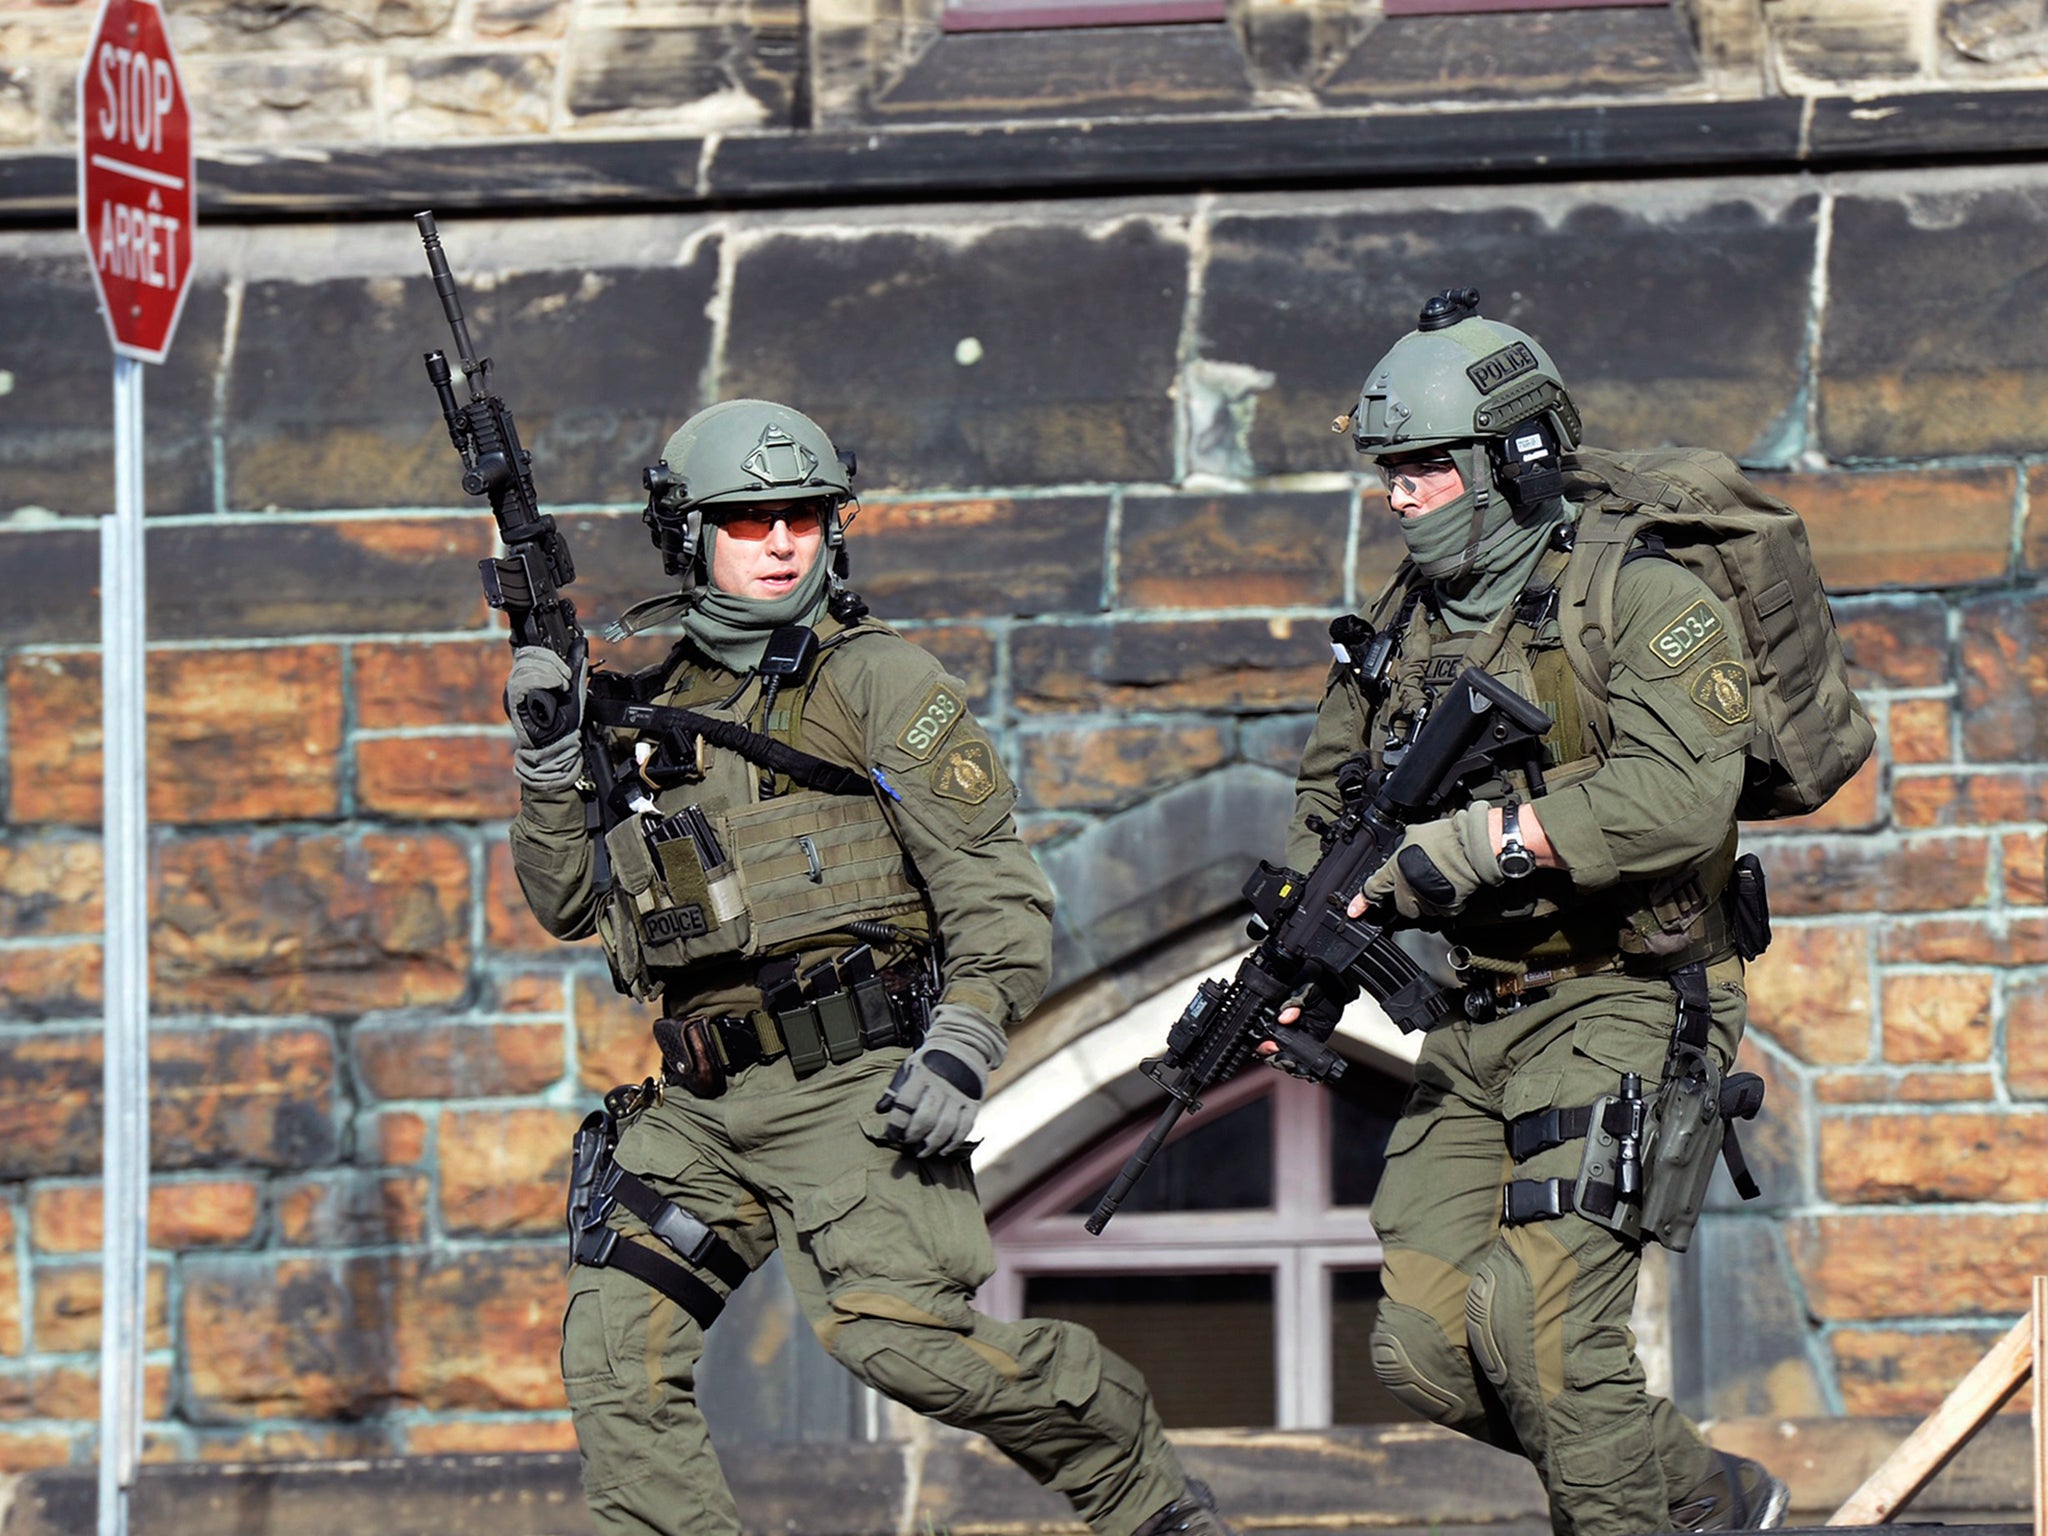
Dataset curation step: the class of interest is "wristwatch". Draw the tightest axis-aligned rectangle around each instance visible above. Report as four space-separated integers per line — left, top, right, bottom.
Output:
1496 803 1536 880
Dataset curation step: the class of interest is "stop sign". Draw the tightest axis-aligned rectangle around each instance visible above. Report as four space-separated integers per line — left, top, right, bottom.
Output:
77 0 193 363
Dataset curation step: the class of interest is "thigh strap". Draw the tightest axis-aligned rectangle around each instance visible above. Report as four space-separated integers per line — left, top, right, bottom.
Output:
568 1107 752 1328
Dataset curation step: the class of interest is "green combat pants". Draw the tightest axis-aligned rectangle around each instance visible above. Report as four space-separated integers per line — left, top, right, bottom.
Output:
1367 961 1746 1536
561 1045 1189 1536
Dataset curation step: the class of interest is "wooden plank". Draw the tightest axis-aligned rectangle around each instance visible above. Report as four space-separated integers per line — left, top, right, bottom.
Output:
1831 1312 2035 1526
2035 1276 2046 1536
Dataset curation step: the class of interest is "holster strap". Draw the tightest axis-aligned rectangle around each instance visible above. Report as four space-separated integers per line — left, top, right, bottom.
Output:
1671 960 1713 1051
603 1167 752 1294
1503 1178 1575 1225
1508 1103 1596 1162
593 1234 730 1331
1506 1095 1644 1161
578 1162 751 1327
1502 1174 1626 1225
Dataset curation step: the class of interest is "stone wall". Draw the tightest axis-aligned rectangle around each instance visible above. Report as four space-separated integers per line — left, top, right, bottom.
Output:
12 0 2048 152
7 0 2048 1476
5 160 2048 1460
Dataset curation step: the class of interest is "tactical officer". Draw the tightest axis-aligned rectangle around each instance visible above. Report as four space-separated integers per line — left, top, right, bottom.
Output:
1283 294 1791 1536
505 400 1233 1536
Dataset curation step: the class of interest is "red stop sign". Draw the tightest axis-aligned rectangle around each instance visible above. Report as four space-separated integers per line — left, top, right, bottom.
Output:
78 0 194 363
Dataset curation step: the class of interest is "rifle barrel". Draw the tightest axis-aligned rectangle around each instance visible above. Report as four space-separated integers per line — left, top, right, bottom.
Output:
414 210 484 387
1085 1097 1186 1235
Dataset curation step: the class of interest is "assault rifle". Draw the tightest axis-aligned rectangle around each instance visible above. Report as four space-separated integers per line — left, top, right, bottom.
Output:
1085 667 1554 1234
414 211 587 733
414 212 625 877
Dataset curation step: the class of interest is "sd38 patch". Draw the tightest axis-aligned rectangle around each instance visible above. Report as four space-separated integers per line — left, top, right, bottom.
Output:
897 683 964 761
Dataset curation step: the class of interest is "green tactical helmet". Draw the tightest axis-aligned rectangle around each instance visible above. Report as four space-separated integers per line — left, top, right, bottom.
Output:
640 399 856 582
1343 289 1583 465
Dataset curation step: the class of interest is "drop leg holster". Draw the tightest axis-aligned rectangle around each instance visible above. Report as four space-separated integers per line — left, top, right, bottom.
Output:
1500 962 1765 1249
567 1086 751 1328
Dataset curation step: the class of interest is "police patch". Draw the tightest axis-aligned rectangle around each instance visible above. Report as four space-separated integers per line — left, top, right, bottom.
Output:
932 739 999 806
1466 341 1539 396
1689 660 1751 726
897 683 963 761
642 904 709 946
1651 600 1723 670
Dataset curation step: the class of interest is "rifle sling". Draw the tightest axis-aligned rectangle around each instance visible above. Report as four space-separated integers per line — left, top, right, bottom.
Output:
588 696 871 798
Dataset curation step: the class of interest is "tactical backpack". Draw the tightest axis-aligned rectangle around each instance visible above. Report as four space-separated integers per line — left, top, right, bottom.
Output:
1559 447 1874 821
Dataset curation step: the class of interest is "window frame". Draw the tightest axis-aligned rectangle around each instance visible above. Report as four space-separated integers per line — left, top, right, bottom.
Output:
984 1071 1387 1429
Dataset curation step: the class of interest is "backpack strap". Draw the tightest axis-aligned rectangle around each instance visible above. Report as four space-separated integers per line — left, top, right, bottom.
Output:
1557 506 1646 751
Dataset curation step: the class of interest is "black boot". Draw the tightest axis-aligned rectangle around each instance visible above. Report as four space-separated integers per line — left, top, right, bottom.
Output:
1671 1451 1791 1531
1132 1478 1239 1536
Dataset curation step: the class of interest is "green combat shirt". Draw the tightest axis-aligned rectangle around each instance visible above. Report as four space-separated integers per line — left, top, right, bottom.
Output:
508 619 1053 1031
1290 553 1752 961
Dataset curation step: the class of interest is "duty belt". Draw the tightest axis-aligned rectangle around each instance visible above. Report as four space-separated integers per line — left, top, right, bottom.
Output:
1453 948 1622 1022
658 946 931 1096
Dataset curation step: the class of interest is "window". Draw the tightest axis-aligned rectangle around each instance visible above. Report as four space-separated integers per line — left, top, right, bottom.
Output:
942 0 1226 33
1385 0 1664 13
985 1065 1407 1429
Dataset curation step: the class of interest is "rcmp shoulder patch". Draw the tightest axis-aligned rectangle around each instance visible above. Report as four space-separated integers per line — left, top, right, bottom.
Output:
932 738 1000 806
1650 599 1723 671
1689 659 1752 726
897 682 964 761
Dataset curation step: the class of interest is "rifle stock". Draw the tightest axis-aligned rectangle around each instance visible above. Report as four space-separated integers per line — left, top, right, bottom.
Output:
1085 666 1553 1234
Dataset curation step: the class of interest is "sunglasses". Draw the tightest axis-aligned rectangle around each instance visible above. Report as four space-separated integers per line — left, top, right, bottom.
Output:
713 502 826 541
1376 455 1462 495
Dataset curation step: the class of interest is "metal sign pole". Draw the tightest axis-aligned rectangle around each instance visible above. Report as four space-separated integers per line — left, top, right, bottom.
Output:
97 353 150 1536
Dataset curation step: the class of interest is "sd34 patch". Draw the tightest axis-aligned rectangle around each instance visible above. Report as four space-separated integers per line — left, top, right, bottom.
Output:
1652 599 1723 670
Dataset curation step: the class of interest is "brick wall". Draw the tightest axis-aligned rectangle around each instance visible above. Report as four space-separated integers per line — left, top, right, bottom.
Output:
6 1 2048 1463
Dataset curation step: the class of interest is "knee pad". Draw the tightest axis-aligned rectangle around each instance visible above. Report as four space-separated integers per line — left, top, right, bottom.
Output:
829 1315 976 1421
1468 1241 1575 1419
1464 1267 1509 1388
1370 1300 1474 1426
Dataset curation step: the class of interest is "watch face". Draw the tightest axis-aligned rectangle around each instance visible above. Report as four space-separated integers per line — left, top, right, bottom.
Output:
1498 805 1533 879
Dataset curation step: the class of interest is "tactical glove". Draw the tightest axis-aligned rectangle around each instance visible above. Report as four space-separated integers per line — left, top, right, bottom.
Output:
1360 802 1502 920
1284 977 1357 1042
505 646 585 792
876 1002 1007 1160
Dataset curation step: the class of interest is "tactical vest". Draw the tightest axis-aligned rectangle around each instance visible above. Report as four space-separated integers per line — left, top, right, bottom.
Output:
1361 530 1737 972
594 617 930 1003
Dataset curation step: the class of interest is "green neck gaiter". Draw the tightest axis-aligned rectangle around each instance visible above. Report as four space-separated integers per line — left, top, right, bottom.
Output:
1399 448 1563 633
679 533 834 673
